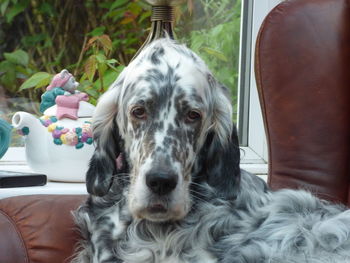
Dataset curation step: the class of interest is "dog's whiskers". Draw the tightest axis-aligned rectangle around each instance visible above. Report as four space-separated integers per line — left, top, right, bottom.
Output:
189 190 211 205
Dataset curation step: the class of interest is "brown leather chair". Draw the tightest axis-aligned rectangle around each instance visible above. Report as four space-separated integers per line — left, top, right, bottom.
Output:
255 0 350 204
0 195 86 263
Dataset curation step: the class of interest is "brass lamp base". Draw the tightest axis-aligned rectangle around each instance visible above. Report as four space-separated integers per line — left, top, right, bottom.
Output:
131 0 186 61
144 0 185 6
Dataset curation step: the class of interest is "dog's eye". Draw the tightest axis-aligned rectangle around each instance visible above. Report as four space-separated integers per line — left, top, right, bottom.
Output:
131 107 147 120
186 110 201 123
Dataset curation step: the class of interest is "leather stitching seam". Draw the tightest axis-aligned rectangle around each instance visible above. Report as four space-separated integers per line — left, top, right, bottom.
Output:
0 209 30 263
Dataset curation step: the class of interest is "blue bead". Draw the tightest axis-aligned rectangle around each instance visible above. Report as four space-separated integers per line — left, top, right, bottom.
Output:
22 127 30 135
75 127 82 134
54 138 62 145
75 142 84 149
86 138 93 145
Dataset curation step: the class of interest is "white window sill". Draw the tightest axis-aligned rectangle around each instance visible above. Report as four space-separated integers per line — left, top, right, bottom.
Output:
0 147 267 199
0 151 87 199
240 146 268 182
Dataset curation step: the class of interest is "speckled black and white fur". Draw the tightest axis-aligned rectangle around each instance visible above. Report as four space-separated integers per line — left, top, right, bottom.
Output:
73 38 350 263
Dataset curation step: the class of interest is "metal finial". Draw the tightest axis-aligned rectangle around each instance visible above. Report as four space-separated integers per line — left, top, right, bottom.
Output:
144 0 185 6
131 0 186 61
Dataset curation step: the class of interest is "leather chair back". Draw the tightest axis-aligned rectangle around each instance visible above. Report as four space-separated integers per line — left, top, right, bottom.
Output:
255 0 350 204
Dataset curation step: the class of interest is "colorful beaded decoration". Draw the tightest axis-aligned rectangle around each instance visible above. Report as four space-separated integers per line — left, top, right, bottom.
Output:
39 115 93 149
17 126 30 136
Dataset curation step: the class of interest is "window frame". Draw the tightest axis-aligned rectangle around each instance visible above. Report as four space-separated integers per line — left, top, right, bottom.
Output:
238 0 283 168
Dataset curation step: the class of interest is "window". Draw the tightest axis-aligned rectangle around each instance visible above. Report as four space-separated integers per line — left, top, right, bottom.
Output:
238 0 283 170
0 0 282 172
176 0 241 122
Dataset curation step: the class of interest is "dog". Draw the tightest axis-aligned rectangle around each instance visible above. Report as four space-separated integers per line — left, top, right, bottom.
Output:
73 38 350 263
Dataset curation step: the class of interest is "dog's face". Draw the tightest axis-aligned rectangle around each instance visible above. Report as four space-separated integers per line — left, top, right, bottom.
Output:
121 61 214 222
87 39 239 222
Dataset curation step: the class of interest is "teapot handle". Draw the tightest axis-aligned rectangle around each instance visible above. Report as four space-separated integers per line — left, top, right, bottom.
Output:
0 119 12 159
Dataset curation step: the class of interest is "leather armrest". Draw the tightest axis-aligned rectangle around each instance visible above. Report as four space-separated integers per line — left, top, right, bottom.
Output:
0 195 87 263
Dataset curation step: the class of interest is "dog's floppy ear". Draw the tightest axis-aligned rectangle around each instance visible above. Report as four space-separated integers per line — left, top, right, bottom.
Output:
194 76 241 200
86 76 126 196
198 128 241 200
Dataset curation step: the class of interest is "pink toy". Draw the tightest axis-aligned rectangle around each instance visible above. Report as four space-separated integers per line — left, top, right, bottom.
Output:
43 69 90 120
56 93 89 120
47 69 78 92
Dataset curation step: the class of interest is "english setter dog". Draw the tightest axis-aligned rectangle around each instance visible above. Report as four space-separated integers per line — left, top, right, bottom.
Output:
74 38 350 263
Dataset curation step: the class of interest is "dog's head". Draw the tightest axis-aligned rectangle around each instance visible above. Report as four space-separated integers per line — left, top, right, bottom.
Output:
86 38 240 222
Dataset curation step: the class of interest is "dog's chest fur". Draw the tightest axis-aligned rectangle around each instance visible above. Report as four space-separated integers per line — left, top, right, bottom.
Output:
117 236 217 263
75 172 350 263
86 201 220 263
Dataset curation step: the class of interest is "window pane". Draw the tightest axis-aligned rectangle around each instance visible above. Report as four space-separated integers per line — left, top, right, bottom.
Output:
0 93 39 147
177 0 241 122
0 0 241 147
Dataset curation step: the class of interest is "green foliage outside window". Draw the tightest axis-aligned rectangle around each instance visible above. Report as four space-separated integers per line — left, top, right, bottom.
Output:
0 0 241 126
180 0 241 115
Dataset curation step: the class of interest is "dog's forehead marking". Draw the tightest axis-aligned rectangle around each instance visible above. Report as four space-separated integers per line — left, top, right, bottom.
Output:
121 42 214 178
149 45 165 65
126 61 208 122
127 67 207 134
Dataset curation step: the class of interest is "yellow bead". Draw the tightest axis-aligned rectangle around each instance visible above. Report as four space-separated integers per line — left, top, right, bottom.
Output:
60 134 67 144
48 124 57 132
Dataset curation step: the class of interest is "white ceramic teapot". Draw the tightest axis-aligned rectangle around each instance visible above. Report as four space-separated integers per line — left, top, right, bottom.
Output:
12 70 95 182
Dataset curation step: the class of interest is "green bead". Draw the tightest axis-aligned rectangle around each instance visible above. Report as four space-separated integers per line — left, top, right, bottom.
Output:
54 138 62 145
75 127 82 134
50 116 58 122
86 138 93 145
22 127 30 135
56 126 64 130
75 142 84 149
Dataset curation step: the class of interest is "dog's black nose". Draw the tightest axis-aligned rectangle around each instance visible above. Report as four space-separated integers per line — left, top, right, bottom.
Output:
146 173 178 195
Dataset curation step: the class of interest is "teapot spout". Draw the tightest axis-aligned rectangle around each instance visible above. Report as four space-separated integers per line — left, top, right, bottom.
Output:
12 112 49 167
12 112 40 135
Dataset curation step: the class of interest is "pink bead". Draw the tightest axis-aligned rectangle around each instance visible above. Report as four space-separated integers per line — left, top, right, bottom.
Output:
69 138 78 146
61 128 69 134
81 133 88 142
65 131 78 146
86 130 93 137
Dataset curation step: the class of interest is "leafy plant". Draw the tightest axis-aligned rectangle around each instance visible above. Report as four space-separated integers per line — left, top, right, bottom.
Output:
0 0 241 147
17 34 126 106
189 16 241 113
0 0 150 96
78 34 125 105
178 0 241 116
1 0 241 111
0 49 31 91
